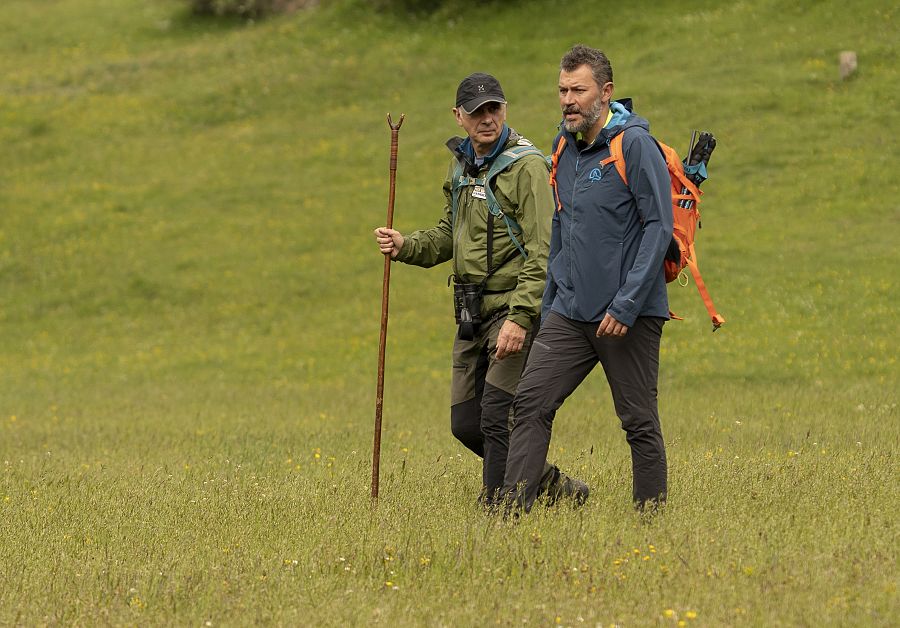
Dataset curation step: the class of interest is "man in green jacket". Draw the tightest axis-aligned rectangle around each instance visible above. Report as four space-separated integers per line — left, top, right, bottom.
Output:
374 73 587 507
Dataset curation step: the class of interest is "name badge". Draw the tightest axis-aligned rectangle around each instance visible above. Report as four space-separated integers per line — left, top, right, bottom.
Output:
472 186 487 200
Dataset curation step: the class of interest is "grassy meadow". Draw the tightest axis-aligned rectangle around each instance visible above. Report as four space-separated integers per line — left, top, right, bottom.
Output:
0 0 897 624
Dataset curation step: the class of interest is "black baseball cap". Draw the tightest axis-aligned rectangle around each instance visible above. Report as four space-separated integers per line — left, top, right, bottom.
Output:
455 72 507 114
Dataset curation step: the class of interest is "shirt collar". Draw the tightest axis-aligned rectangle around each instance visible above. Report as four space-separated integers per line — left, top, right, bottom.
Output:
461 124 510 166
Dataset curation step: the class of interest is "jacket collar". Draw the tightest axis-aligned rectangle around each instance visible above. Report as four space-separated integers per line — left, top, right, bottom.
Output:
447 124 511 172
559 99 634 148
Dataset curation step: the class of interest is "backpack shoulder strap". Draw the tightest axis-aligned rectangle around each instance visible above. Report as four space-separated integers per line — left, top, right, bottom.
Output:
549 136 567 212
489 144 546 178
600 132 627 186
483 144 546 259
450 160 479 229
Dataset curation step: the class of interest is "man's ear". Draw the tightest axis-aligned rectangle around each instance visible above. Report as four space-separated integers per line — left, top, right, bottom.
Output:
452 107 464 128
601 81 614 104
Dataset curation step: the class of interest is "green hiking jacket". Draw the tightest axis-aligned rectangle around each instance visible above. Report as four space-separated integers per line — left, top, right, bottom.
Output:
395 128 553 330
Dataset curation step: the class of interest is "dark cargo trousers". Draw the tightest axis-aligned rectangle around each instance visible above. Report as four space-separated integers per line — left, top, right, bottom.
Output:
451 311 562 504
503 312 667 512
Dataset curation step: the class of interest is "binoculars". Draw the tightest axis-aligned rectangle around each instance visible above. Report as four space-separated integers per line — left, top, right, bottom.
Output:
453 282 483 341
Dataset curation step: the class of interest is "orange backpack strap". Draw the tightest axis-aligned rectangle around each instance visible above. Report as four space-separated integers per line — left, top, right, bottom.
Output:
548 137 567 212
684 243 725 331
600 132 627 186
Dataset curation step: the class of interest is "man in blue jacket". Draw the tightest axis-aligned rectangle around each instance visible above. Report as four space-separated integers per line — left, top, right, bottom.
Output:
502 45 673 513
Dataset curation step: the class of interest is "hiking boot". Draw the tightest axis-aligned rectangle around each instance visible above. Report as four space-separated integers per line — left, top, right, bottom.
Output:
542 468 589 508
559 473 590 507
477 487 504 515
635 496 666 522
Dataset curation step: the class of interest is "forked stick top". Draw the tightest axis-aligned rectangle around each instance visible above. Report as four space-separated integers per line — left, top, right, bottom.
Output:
387 113 405 130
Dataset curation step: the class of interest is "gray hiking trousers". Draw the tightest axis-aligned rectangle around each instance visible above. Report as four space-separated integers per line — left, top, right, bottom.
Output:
503 312 667 511
449 311 570 504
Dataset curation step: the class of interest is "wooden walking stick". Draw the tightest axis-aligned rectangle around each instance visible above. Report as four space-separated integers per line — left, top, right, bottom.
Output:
372 113 404 500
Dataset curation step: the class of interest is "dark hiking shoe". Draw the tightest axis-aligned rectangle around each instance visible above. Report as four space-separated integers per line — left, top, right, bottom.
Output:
543 469 589 508
477 489 503 516
635 496 666 523
560 473 590 507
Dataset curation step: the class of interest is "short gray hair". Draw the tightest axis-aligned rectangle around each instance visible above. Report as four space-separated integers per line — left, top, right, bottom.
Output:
560 44 613 86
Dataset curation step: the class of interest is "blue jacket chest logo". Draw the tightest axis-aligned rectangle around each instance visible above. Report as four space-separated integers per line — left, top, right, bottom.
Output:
588 167 603 182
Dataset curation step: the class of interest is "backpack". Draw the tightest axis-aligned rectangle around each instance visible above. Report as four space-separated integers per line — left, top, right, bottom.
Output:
549 130 726 331
451 142 547 261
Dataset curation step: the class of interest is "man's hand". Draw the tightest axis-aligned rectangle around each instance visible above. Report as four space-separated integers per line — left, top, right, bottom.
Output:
596 313 629 337
495 319 527 360
373 227 404 259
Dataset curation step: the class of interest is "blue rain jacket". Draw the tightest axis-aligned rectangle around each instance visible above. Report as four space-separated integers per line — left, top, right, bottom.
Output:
543 100 673 326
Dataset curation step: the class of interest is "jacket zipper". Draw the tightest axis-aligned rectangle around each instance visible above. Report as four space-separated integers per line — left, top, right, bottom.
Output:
569 151 580 291
454 184 463 280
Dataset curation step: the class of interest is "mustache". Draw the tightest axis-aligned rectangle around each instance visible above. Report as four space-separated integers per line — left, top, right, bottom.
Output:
563 106 581 114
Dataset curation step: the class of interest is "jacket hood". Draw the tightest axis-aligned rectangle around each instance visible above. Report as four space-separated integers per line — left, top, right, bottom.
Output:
606 99 633 129
602 98 650 141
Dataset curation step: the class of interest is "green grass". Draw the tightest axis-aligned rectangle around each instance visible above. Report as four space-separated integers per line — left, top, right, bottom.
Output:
0 0 897 624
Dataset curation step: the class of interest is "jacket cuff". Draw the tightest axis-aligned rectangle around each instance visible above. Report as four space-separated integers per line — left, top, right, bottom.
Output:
607 303 638 328
506 310 534 331
394 239 413 263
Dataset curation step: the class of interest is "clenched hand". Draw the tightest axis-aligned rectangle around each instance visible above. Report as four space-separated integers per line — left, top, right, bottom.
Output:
495 319 527 360
373 227 404 259
596 312 629 337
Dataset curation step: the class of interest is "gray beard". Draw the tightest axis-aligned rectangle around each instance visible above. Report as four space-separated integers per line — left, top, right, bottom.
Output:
563 96 603 135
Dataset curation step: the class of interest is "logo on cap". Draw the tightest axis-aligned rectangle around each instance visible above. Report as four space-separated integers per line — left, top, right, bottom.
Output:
455 73 506 112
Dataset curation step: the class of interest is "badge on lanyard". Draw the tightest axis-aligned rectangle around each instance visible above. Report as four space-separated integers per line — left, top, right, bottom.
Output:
472 185 487 200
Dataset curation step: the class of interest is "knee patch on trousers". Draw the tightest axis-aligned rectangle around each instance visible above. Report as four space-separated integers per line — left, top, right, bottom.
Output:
480 384 514 436
450 399 484 457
